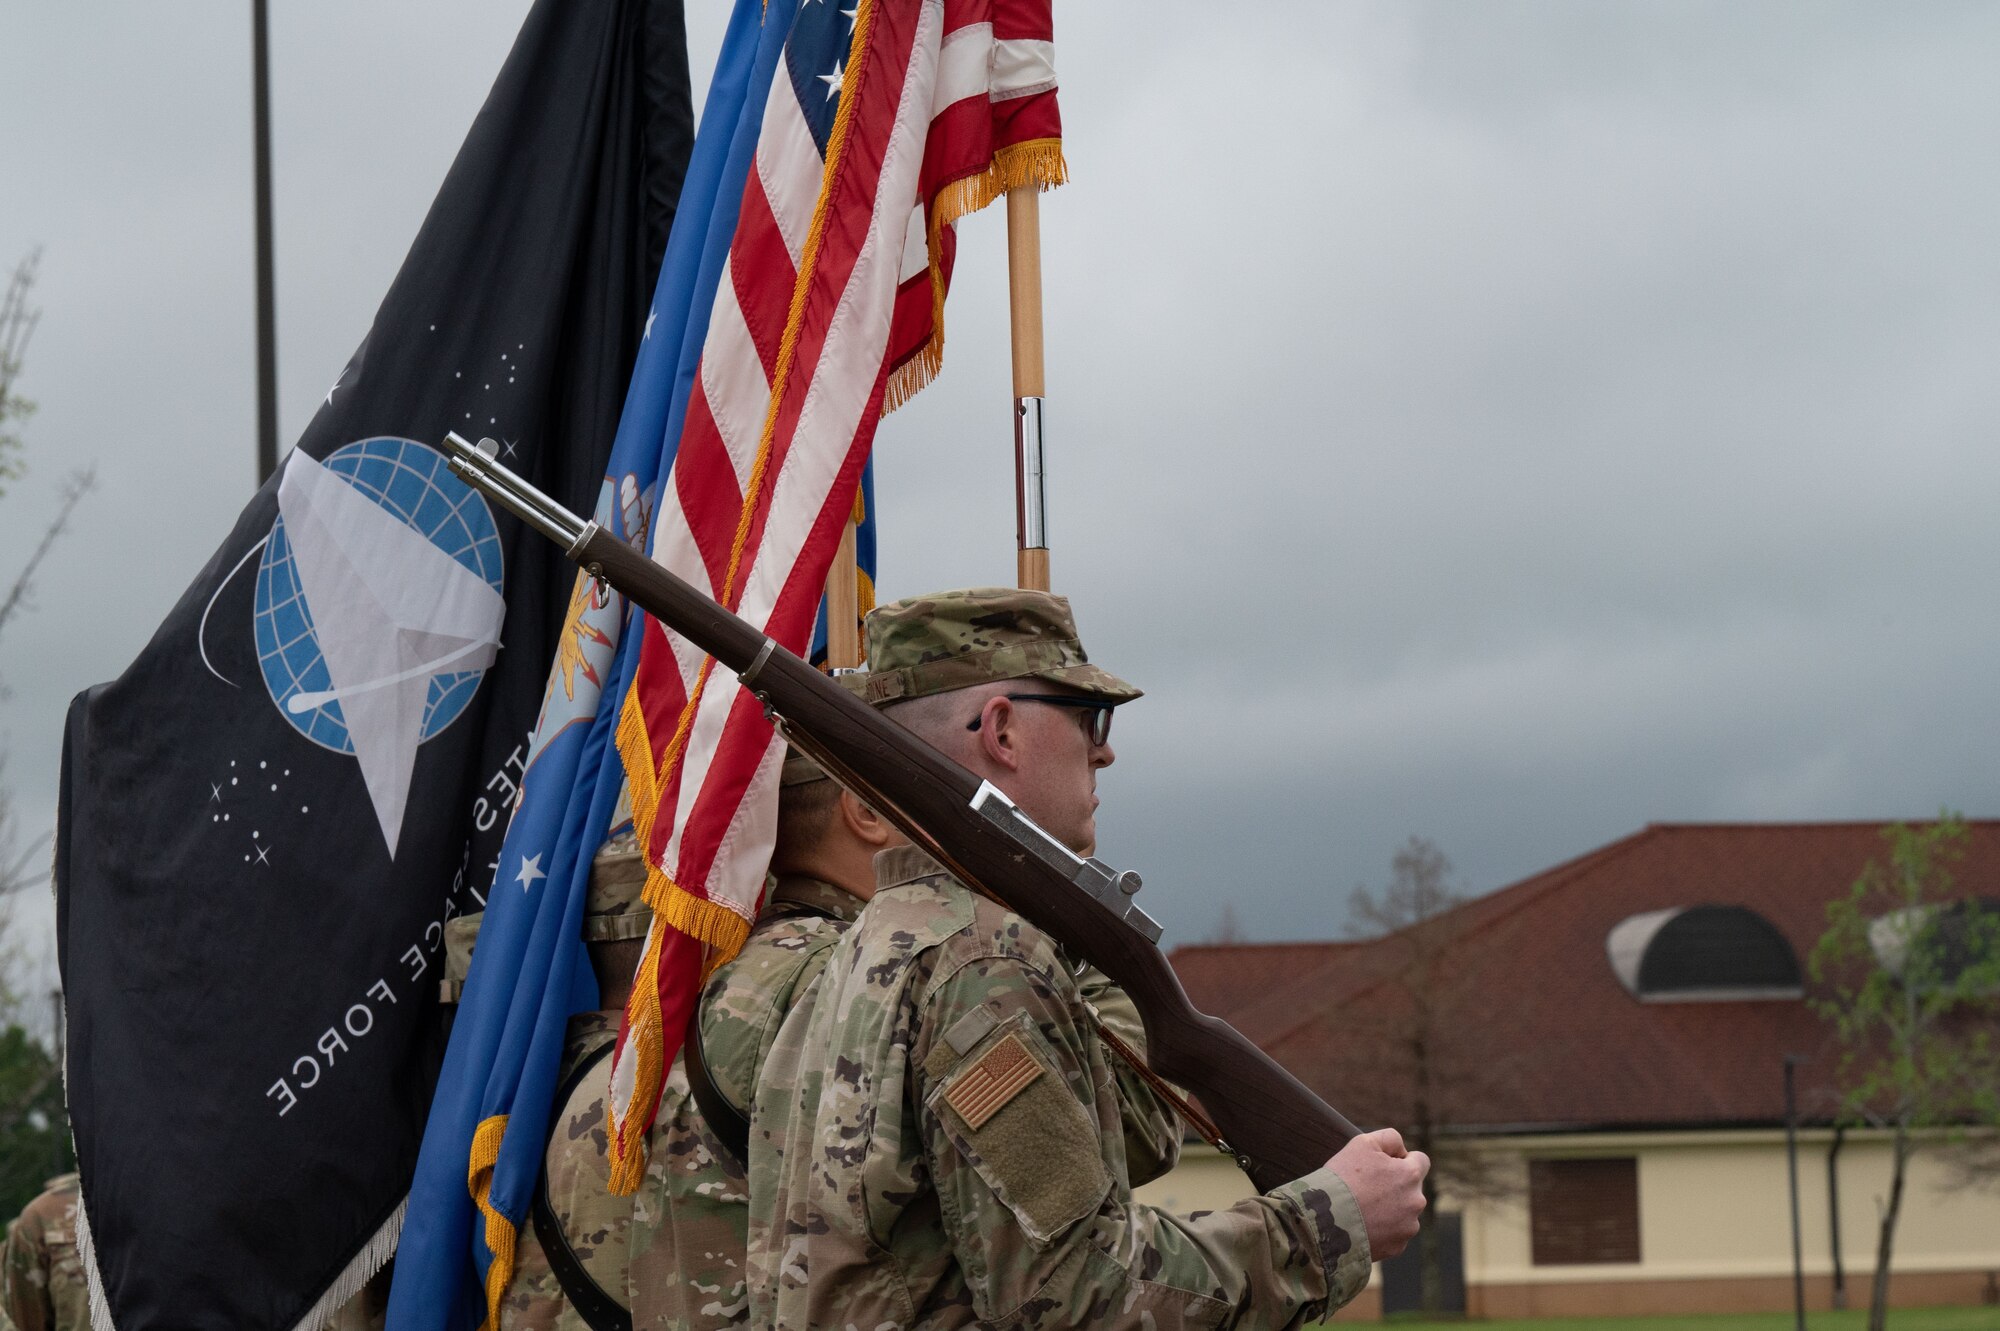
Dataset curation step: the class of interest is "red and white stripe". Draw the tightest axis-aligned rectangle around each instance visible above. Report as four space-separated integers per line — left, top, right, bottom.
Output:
610 0 1064 1158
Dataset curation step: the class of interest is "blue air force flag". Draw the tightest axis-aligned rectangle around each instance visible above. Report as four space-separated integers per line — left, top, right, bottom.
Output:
392 0 798 1320
52 1 693 1327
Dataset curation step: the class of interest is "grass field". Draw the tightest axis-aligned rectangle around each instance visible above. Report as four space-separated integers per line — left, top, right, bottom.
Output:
1375 1308 2000 1331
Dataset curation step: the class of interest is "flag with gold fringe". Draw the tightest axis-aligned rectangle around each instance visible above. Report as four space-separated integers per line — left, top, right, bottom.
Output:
604 0 1068 1190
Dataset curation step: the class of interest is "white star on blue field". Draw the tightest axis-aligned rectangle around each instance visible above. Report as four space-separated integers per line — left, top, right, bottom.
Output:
784 0 850 153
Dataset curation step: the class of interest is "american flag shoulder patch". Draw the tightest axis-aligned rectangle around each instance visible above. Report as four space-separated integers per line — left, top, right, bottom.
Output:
944 1032 1045 1130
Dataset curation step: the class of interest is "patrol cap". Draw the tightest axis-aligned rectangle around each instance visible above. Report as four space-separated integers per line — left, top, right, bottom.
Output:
441 914 482 1005
582 830 652 943
781 746 831 788
846 587 1141 707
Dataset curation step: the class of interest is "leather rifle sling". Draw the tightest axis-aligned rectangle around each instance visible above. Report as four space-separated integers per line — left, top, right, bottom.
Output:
533 1039 633 1331
683 894 841 1167
682 1010 752 1166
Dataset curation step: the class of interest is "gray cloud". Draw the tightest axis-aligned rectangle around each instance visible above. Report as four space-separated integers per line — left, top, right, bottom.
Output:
3 0 1996 964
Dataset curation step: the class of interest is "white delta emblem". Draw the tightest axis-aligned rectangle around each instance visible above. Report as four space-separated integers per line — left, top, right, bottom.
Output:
246 438 506 857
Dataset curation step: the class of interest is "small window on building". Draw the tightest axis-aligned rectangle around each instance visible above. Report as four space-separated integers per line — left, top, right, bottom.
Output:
1869 897 2000 990
1605 905 1803 1002
1529 1158 1640 1266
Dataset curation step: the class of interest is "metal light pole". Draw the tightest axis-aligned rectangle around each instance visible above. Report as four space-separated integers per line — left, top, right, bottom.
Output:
1827 1124 1847 1310
1784 1053 1808 1331
252 0 280 485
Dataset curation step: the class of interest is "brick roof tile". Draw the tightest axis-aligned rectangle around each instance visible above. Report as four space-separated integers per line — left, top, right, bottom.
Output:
1165 821 2000 1132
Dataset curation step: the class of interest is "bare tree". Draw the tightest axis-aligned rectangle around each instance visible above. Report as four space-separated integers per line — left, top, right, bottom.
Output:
0 467 95 658
1346 837 1523 1313
1204 902 1246 945
0 773 44 900
0 247 97 679
0 257 90 941
0 248 58 968
0 250 41 497
0 249 55 893
0 249 79 1201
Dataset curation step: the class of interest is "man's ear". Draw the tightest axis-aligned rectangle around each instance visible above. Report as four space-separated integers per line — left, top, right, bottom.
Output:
840 789 895 847
973 694 1023 772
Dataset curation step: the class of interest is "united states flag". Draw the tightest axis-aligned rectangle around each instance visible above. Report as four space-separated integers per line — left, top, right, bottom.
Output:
606 0 1066 1188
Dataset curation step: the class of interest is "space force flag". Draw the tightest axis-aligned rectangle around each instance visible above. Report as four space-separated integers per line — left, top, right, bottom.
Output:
604 0 1069 1189
52 2 692 1327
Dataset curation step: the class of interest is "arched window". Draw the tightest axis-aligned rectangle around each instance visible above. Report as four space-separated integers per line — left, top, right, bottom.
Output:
1867 897 2000 988
1605 905 1803 1002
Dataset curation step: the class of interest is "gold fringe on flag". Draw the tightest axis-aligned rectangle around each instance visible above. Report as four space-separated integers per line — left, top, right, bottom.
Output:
606 929 664 1196
605 0 882 1196
880 137 1068 415
467 1114 516 1331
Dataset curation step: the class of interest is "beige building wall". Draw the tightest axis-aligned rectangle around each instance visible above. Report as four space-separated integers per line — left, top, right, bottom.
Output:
1136 1129 2000 1319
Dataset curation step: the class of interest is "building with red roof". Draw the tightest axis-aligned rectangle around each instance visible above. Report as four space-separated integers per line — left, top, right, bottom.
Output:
1138 821 2000 1319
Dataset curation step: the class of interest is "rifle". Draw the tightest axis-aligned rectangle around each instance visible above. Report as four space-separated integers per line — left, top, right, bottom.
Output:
441 432 1358 1193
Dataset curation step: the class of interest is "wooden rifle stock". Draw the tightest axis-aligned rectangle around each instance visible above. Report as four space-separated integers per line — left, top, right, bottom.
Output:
440 433 1357 1193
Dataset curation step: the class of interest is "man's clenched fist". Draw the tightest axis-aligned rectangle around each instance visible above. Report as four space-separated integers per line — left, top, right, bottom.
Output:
1325 1128 1429 1260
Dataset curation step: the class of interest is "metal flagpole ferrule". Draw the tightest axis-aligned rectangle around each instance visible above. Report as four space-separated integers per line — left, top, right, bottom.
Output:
1014 396 1047 551
441 431 592 553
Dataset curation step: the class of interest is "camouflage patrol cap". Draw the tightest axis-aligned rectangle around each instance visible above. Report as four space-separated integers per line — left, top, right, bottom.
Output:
781 746 830 787
582 830 652 943
440 832 655 1002
848 587 1140 706
441 914 482 1005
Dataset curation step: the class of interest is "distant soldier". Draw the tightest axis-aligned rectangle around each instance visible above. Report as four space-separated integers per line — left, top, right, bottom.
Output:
1 1173 85 1331
0 1172 388 1331
747 588 1432 1331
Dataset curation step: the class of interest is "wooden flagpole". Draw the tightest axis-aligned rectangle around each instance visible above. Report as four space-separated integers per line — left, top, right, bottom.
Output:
823 515 861 668
1007 187 1049 592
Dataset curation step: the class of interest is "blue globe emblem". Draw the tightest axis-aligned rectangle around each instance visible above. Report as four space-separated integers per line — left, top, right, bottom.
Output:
254 438 505 753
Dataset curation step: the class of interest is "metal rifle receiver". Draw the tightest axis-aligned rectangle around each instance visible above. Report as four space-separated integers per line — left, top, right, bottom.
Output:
969 781 1161 943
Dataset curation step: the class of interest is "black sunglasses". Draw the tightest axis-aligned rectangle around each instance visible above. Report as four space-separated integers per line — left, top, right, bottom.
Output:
966 693 1115 746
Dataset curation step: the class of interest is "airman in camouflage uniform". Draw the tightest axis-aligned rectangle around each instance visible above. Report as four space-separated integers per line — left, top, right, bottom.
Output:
747 588 1429 1331
486 758 881 1331
1 1174 84 1331
622 786 865 1331
504 739 1181 1331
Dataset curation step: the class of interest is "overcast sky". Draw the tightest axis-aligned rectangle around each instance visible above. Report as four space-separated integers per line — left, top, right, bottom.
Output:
3 1 1996 972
